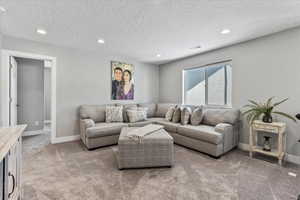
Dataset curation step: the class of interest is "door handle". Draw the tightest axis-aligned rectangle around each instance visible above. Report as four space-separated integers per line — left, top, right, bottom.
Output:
8 172 16 198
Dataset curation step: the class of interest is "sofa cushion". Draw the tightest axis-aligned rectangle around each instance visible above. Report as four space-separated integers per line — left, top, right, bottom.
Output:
202 108 240 126
128 120 153 127
120 104 138 122
156 103 177 117
177 125 223 144
80 105 106 122
172 107 181 123
138 103 157 118
105 106 123 123
156 119 180 132
180 107 191 125
86 122 128 138
147 117 165 123
181 105 198 111
126 109 147 123
190 107 204 125
165 106 176 121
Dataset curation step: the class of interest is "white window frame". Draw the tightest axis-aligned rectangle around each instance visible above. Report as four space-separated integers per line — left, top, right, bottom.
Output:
182 60 232 107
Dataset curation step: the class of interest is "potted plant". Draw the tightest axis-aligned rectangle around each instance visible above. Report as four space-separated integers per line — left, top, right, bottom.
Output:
242 97 296 124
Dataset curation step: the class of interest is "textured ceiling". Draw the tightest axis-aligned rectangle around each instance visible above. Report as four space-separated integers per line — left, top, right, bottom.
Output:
1 0 300 64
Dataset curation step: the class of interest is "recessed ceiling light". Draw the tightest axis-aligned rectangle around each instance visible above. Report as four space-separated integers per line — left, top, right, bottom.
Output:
0 6 6 13
36 28 47 35
97 39 105 44
156 54 161 57
221 29 231 34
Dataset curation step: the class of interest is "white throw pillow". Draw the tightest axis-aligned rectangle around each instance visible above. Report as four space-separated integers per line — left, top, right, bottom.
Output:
126 109 147 123
105 106 123 122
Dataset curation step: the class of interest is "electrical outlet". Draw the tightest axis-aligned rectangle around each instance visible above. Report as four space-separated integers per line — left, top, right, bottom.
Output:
288 172 297 177
34 121 39 126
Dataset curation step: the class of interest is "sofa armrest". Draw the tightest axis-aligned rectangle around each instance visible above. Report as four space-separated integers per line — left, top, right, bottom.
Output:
82 119 95 128
215 123 233 133
215 123 235 153
80 119 95 145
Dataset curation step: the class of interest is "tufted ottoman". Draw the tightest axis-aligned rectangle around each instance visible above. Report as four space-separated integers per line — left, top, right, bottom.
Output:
116 127 174 169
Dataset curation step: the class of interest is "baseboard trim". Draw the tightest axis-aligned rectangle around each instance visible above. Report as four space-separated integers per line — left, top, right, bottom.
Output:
238 143 300 165
286 154 300 165
52 135 80 144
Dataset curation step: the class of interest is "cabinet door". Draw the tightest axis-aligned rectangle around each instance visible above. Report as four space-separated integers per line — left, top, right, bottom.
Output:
7 142 18 200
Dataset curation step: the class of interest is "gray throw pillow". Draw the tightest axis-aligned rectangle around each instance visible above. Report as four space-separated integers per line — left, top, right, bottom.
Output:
181 107 192 125
121 104 138 122
105 106 123 122
191 107 204 125
165 106 175 121
126 110 147 123
172 107 181 123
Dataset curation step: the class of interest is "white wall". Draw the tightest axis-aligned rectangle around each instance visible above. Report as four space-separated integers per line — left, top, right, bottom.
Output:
2 36 159 138
159 27 300 156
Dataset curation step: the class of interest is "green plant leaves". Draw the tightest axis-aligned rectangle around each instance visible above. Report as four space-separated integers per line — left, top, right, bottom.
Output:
273 111 297 122
242 97 296 124
273 98 289 107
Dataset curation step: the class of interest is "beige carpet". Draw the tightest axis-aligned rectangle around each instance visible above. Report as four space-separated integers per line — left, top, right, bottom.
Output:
22 135 300 200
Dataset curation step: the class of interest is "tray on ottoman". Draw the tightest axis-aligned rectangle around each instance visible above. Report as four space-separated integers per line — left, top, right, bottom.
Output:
116 127 174 169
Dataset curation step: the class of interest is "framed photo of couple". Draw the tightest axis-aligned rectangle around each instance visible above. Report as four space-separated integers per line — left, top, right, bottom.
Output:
111 61 134 100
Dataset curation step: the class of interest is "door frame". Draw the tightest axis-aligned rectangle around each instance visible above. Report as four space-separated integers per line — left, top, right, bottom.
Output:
1 49 57 144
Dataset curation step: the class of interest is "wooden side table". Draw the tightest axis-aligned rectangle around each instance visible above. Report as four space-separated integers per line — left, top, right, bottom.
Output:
249 120 286 165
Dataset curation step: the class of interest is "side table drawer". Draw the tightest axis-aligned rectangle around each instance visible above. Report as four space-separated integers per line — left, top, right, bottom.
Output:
252 124 278 133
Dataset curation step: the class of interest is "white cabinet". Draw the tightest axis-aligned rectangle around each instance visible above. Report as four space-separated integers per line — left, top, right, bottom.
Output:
0 125 26 200
7 138 21 200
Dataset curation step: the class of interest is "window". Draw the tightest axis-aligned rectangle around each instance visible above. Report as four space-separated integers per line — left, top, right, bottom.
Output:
183 63 232 106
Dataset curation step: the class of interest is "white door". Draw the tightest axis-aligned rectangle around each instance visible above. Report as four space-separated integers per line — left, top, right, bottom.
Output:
9 56 18 126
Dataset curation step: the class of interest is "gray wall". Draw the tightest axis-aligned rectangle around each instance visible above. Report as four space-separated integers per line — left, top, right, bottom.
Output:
16 57 44 131
44 68 51 121
3 36 159 138
159 27 300 156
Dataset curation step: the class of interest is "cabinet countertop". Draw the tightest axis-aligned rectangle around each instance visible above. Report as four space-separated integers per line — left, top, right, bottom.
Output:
0 125 27 161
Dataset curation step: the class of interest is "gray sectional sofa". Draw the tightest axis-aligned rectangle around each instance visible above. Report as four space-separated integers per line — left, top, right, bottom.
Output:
79 103 240 157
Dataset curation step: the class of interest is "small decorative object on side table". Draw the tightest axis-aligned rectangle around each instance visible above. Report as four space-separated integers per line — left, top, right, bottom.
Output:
242 97 297 165
263 136 272 151
249 120 286 165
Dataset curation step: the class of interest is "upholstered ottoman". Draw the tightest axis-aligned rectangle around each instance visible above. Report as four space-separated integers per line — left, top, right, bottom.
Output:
117 127 174 169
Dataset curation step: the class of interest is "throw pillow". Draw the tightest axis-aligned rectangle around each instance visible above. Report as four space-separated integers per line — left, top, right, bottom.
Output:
191 107 204 125
126 109 147 123
180 107 192 125
165 106 175 121
122 104 138 122
105 106 123 122
172 107 181 123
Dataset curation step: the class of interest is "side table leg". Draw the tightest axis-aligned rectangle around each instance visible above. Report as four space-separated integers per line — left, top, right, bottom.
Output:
249 126 253 158
279 159 282 166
